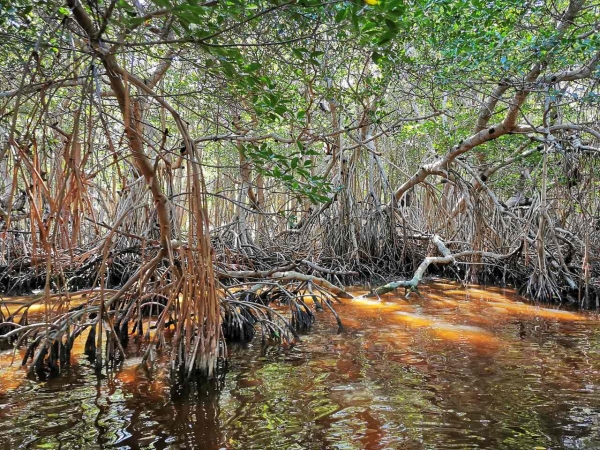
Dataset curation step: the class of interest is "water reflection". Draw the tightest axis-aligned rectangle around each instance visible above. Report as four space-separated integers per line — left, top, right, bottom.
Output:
1 281 600 449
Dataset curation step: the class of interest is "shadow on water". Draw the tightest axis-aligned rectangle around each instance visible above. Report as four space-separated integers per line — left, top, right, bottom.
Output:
1 280 600 449
0 357 227 449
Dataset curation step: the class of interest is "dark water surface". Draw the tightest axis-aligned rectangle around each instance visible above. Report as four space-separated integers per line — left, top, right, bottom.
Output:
1 281 600 449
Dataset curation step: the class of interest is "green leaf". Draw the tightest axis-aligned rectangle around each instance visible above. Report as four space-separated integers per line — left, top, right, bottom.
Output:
245 62 262 72
372 51 386 64
361 21 378 33
335 7 350 23
385 18 398 31
377 30 396 45
151 0 172 7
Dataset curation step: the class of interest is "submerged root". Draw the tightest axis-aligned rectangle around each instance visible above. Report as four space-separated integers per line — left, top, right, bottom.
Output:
0 256 349 381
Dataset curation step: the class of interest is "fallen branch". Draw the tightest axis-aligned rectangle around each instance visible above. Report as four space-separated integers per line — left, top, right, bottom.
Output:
369 235 522 297
216 264 296 279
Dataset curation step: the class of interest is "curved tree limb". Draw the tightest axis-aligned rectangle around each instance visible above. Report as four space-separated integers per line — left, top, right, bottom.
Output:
271 271 352 298
368 235 522 298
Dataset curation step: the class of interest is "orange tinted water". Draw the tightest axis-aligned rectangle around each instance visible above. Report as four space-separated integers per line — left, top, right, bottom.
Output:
1 281 600 449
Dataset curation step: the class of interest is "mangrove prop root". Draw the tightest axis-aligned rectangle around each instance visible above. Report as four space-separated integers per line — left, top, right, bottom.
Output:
270 271 352 299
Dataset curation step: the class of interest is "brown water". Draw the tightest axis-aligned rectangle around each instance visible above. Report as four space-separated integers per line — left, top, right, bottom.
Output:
1 281 600 449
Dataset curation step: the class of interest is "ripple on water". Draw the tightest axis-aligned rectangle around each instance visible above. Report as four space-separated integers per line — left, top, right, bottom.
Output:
1 281 600 449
